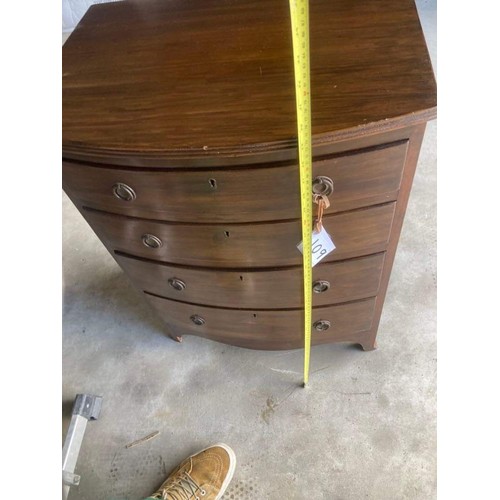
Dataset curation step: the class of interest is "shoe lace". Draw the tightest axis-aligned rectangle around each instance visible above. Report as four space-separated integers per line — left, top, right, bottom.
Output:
158 471 205 500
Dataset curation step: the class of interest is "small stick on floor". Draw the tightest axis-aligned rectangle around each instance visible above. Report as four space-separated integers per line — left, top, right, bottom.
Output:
125 430 160 449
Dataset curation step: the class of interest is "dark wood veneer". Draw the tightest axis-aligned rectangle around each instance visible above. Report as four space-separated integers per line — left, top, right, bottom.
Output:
145 294 376 350
115 252 385 309
63 141 407 223
62 0 436 164
62 0 436 351
80 203 395 268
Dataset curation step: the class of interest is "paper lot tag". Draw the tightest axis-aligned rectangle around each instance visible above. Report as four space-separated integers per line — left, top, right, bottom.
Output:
297 226 336 267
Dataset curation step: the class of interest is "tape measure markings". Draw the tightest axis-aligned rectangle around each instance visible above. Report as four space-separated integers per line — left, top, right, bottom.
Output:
289 0 313 386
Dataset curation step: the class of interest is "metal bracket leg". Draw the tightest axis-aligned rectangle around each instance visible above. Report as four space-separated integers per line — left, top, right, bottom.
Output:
62 394 103 499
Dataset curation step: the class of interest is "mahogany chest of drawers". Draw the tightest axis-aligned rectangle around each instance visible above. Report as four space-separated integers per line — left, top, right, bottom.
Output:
62 0 436 351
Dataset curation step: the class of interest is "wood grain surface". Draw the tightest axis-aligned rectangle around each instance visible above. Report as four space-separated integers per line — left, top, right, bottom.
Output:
62 0 436 163
115 252 385 309
63 141 407 222
62 0 436 351
80 202 395 268
145 293 376 350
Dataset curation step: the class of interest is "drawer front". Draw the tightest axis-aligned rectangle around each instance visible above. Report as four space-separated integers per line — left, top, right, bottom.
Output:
145 294 376 350
116 252 385 309
84 202 395 267
63 141 407 223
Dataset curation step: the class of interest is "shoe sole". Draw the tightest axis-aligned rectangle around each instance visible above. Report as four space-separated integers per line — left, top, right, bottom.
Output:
188 442 237 500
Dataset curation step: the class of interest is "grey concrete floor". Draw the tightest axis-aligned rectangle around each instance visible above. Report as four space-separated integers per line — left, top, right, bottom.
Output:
62 3 436 499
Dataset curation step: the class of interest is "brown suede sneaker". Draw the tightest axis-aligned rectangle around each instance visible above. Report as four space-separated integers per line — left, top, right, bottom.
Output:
149 443 236 500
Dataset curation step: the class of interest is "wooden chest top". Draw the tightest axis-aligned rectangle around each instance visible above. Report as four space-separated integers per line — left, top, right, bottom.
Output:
62 0 436 165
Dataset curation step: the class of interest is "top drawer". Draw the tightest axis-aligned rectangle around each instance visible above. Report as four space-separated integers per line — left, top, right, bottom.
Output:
62 140 407 223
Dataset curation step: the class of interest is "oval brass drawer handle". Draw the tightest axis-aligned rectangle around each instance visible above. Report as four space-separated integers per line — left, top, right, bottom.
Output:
168 278 186 291
313 319 331 332
190 314 205 326
142 234 162 248
312 280 330 293
312 176 334 196
112 182 136 202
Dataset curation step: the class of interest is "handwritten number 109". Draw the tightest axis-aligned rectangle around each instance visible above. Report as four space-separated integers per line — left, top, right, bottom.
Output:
312 238 328 258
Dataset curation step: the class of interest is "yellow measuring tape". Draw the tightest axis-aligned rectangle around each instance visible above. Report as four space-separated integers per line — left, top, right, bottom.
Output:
288 0 313 386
